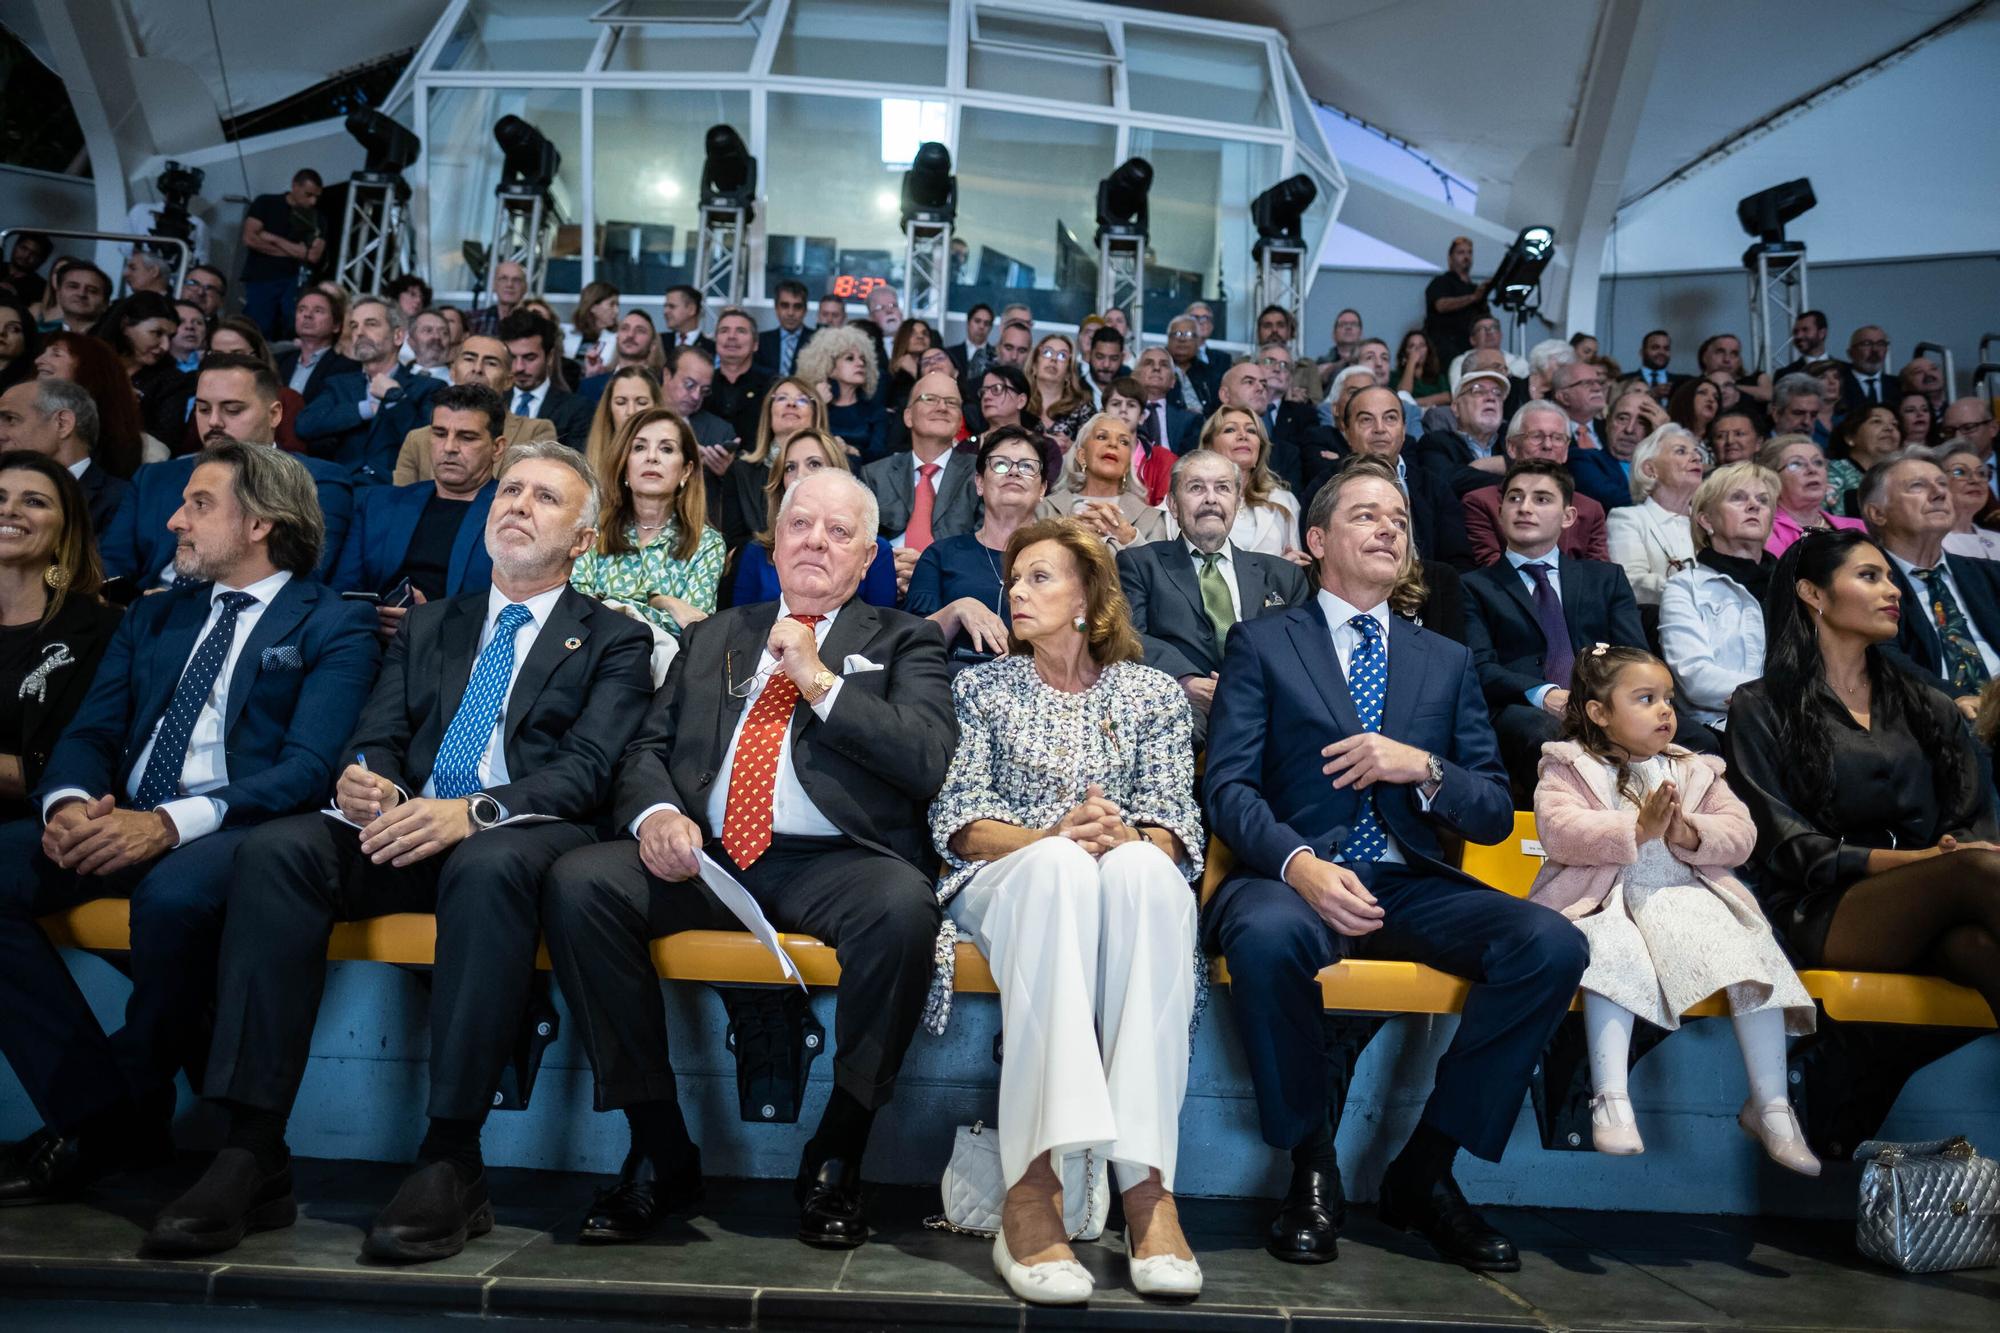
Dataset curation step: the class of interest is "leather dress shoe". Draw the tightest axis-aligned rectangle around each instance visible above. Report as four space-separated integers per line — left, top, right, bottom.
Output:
1377 1166 1519 1272
146 1148 296 1257
795 1154 867 1249
1266 1164 1343 1264
580 1145 705 1243
362 1160 494 1263
0 1125 172 1207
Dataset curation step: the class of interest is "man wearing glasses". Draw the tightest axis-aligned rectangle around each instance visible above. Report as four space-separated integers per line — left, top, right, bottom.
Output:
179 265 228 322
1941 398 2000 499
1843 325 1892 408
1165 316 1217 413
861 369 981 582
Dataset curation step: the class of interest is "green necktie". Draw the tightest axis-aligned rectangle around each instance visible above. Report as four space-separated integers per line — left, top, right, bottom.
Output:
1197 552 1236 658
1918 568 1990 693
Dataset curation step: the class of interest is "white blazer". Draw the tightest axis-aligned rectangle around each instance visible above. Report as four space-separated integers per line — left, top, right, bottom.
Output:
1658 561 1765 728
1607 496 1696 607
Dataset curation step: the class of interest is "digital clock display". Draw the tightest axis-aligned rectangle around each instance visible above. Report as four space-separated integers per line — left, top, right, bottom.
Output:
828 274 893 299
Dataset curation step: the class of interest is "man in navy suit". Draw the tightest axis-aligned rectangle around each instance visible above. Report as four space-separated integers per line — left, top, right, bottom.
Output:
1304 387 1472 570
294 295 441 485
150 441 654 1262
1865 453 2000 715
0 442 378 1206
0 378 129 537
1459 460 1663 798
498 310 593 449
1203 456 1586 1272
1131 347 1203 457
1548 359 1629 512
330 383 504 643
273 289 358 404
753 279 814 377
100 354 353 585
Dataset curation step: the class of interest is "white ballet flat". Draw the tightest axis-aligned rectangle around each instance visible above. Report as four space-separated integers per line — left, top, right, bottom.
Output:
992 1229 1092 1306
1130 1251 1203 1300
1738 1099 1822 1177
1590 1092 1645 1156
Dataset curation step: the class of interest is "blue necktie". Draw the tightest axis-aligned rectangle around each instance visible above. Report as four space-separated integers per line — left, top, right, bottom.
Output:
431 603 534 799
1342 614 1390 863
779 330 797 376
133 591 259 809
515 389 533 416
1523 562 1575 688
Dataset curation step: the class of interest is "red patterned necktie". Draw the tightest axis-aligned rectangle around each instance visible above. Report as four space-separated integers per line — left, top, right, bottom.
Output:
720 614 825 868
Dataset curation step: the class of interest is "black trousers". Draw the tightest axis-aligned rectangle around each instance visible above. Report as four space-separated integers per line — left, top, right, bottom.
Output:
541 834 941 1113
0 816 249 1132
204 812 590 1122
1206 862 1588 1163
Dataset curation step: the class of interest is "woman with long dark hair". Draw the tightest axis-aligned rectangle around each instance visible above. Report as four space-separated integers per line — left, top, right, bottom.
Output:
33 332 147 477
1723 528 2000 1019
0 296 41 395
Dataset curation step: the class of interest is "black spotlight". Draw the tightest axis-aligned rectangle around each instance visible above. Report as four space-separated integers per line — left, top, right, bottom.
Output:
900 141 956 229
1488 225 1557 310
493 115 560 195
1095 157 1153 242
346 108 420 176
1736 178 1816 245
700 124 758 212
1251 173 1319 249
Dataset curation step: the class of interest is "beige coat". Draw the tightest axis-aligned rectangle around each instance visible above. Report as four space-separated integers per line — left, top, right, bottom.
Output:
1036 482 1169 552
392 411 558 484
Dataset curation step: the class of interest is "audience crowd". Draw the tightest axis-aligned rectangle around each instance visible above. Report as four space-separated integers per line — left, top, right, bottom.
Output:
1 208 1997 1307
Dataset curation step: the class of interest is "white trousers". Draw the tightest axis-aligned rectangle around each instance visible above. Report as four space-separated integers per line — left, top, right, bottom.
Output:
949 837 1199 1194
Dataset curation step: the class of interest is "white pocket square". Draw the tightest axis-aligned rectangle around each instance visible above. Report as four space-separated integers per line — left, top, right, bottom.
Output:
842 654 885 675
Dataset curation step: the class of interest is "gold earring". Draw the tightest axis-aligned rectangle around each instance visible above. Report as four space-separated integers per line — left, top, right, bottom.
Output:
42 563 69 591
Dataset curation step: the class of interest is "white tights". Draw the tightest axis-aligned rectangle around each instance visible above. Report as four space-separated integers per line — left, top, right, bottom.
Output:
1583 992 1793 1109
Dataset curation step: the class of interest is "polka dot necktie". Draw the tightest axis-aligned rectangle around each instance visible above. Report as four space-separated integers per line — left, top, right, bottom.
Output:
432 603 534 799
1342 614 1390 864
133 591 259 810
720 614 824 868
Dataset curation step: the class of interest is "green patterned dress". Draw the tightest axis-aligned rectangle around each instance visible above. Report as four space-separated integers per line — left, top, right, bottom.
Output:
569 521 726 635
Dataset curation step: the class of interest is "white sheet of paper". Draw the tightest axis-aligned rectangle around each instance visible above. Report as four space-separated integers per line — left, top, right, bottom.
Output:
319 807 559 831
696 849 807 990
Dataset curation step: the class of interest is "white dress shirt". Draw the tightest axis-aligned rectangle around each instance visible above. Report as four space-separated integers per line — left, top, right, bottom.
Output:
43 570 294 844
631 600 846 841
1185 539 1243 621
512 378 551 421
1887 550 2000 679
419 582 569 804
1505 546 1565 709
889 450 953 551
67 457 91 481
1276 589 1436 878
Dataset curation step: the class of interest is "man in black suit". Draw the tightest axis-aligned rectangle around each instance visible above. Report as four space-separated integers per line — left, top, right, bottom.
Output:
1774 310 1836 382
662 284 715 358
541 468 955 1250
1213 362 1303 492
148 442 655 1262
709 307 772 443
274 289 359 404
1132 346 1203 457
1415 369 1509 483
1460 460 1655 797
1631 329 1688 403
754 279 814 378
497 311 592 448
1119 449 1310 743
1165 316 1217 413
1839 324 1893 414
0 379 129 536
1306 387 1471 570
943 301 994 378
1865 453 2000 716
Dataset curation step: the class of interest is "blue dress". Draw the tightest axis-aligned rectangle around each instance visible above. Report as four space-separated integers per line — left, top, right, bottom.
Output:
827 396 889 464
732 537 900 609
904 532 1011 650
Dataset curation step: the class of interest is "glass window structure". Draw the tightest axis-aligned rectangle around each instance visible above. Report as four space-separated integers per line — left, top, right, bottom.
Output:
386 0 1343 346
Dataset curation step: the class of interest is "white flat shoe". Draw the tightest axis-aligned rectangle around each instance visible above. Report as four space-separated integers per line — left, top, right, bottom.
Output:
1130 1251 1202 1300
992 1228 1092 1306
1738 1099 1821 1177
1590 1092 1645 1155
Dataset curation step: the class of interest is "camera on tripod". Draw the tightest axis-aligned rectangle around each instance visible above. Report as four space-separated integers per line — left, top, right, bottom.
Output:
148 161 206 247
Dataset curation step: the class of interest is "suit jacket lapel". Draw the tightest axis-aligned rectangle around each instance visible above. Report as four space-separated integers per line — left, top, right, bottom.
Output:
801 600 879 740
504 588 588 744
720 601 781 737
225 580 313 734
939 455 975 524
1555 560 1588 648
1492 562 1541 640
1289 602 1364 737
379 486 428 589
1162 543 1210 630
437 594 484 731
135 592 212 746
1891 563 1940 662
447 483 497 594
1946 555 2000 647
1382 615 1428 736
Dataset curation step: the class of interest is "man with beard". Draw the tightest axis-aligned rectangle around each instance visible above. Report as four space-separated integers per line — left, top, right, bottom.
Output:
404 310 453 382
295 296 442 486
0 442 376 1208
100 354 354 584
579 311 666 405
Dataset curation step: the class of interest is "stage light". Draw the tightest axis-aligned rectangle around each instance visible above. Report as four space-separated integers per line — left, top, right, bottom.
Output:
1095 157 1153 240
1488 225 1556 309
1251 174 1318 247
345 109 420 176
493 115 560 194
1736 178 1816 245
900 141 956 228
700 125 757 210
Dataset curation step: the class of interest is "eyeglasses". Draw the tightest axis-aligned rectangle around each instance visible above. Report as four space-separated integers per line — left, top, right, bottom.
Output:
1038 349 1071 363
986 457 1041 478
914 392 962 408
769 394 814 410
677 379 710 398
1945 464 1993 481
1779 457 1826 473
1940 419 1995 438
1256 355 1291 368
183 279 223 296
978 384 1017 399
1515 431 1569 447
1167 331 1197 341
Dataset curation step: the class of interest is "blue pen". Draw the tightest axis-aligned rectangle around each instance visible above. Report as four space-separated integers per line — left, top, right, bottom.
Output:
356 753 381 818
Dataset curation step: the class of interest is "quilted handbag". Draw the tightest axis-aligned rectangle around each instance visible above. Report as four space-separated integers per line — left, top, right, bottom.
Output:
928 1121 1109 1242
1854 1136 2000 1273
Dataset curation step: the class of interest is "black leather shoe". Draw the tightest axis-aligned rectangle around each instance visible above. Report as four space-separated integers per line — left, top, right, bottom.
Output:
362 1160 494 1264
0 1118 175 1207
580 1145 704 1244
146 1148 296 1256
1266 1164 1343 1264
1377 1166 1519 1272
794 1154 867 1249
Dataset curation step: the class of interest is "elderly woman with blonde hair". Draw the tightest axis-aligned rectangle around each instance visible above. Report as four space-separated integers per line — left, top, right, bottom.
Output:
1606 422 1706 605
1036 412 1169 551
931 515 1204 1305
797 324 887 463
1656 461 1783 731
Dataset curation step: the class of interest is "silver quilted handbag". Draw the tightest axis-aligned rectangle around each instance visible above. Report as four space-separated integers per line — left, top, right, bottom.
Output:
1854 1136 2000 1273
926 1121 1109 1242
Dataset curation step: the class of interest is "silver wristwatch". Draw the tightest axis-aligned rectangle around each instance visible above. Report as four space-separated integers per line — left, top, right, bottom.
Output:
466 792 502 831
1423 752 1445 788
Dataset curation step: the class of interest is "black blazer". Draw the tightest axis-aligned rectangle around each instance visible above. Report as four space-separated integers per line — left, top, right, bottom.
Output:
5 595 123 812
1301 453 1473 571
1884 553 2000 695
536 386 595 449
78 463 131 539
611 598 957 872
348 586 654 822
754 326 813 374
275 348 361 405
1462 555 1645 709
1118 540 1310 681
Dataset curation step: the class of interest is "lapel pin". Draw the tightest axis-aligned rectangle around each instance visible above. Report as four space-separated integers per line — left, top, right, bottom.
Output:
564 636 582 650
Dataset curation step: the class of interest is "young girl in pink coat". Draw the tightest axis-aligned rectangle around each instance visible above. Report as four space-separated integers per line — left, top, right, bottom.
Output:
1528 645 1819 1174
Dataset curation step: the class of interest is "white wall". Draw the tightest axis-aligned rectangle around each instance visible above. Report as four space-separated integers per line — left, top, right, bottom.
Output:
1606 5 2000 272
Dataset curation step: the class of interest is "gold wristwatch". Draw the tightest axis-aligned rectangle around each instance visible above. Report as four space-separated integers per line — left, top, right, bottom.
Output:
801 667 838 704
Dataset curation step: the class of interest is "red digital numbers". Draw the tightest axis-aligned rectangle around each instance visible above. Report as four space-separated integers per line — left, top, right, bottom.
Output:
829 274 888 300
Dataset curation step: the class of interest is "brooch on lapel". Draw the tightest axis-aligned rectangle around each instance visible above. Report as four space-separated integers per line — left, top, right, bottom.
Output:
18 642 74 703
1099 718 1117 741
564 636 582 650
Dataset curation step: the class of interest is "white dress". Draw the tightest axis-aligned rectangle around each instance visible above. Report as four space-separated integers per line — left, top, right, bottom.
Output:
1572 755 1815 1033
